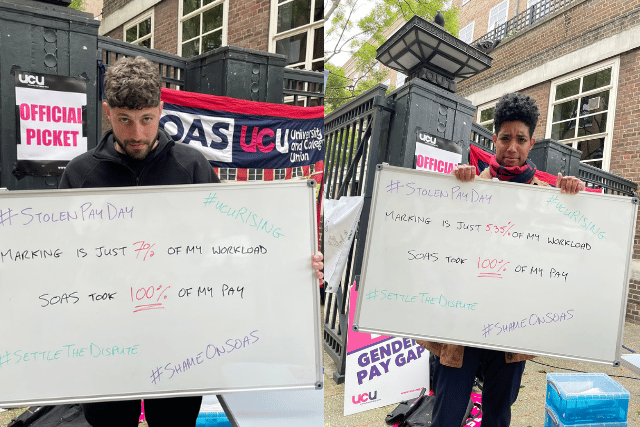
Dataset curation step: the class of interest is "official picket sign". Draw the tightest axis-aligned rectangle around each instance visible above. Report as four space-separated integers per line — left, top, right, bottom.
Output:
14 71 87 177
354 165 638 365
0 181 322 406
414 131 462 175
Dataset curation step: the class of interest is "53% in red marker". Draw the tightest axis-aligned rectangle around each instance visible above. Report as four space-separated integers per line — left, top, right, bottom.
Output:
485 222 515 237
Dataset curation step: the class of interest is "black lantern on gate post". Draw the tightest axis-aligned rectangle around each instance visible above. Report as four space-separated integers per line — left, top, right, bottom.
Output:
377 15 493 167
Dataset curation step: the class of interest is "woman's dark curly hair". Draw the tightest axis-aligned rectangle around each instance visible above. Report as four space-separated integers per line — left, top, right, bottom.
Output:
493 93 539 137
104 56 161 109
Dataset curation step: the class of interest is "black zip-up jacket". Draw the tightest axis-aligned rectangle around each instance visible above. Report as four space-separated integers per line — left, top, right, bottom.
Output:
59 129 220 188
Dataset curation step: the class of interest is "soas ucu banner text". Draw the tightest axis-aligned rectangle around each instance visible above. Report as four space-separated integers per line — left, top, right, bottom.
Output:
159 88 324 169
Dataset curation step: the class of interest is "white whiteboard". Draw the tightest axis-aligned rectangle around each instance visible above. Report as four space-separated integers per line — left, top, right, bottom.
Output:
0 181 322 406
354 165 638 365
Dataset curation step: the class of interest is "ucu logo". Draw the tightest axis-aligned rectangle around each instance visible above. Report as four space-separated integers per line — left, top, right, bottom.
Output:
18 74 45 86
418 132 437 145
351 391 377 404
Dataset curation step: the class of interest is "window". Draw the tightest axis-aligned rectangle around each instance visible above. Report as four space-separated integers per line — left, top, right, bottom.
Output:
248 169 264 181
291 167 303 178
462 0 471 6
488 0 509 32
546 59 620 171
477 104 496 133
275 169 286 180
125 13 153 49
459 21 474 44
271 0 323 72
396 73 406 87
218 168 236 181
179 0 227 58
527 0 550 21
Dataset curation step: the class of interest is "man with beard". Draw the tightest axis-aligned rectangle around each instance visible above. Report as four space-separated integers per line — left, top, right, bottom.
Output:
60 56 324 426
59 56 217 188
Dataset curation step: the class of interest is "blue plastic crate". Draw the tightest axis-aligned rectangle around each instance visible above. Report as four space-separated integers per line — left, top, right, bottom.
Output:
195 411 232 427
546 373 629 424
545 404 627 427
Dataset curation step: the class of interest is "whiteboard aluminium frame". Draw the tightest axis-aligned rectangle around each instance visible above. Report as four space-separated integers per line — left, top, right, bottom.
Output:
0 180 323 405
353 164 639 366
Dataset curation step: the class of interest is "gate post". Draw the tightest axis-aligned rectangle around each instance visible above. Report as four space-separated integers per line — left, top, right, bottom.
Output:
387 79 477 169
185 46 286 103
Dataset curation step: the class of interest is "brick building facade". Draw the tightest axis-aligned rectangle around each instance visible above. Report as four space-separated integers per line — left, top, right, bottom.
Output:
454 0 640 322
96 0 323 182
100 0 323 71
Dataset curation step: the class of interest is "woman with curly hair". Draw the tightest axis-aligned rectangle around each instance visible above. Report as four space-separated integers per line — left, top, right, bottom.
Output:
419 93 584 427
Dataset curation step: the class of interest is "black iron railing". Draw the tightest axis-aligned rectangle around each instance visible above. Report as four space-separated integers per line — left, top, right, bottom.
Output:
578 162 637 196
473 0 575 44
98 36 187 90
283 68 324 107
323 84 394 383
471 122 495 153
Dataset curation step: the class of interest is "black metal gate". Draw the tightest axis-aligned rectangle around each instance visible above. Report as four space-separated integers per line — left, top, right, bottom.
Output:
323 85 395 382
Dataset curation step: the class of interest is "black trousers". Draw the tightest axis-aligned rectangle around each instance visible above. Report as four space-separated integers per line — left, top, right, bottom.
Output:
431 347 525 427
81 396 203 427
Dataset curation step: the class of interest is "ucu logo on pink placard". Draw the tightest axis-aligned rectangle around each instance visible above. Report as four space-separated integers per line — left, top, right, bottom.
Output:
352 391 378 404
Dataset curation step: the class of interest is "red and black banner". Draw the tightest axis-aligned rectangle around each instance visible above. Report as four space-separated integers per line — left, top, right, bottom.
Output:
160 88 324 174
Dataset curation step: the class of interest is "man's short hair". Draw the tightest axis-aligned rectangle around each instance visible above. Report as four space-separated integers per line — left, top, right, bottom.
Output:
493 93 539 137
104 56 161 109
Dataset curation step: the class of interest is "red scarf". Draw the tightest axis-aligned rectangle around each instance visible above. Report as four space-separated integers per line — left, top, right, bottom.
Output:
489 157 537 184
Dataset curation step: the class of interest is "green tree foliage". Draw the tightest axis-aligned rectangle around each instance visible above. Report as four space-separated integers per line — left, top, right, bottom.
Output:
325 0 459 114
325 0 362 64
325 63 352 114
325 61 389 115
68 0 84 10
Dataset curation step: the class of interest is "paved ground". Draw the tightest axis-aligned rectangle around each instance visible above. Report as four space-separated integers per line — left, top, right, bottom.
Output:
324 321 640 427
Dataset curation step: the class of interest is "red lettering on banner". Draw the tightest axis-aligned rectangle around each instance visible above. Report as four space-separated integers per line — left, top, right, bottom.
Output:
26 128 35 144
52 130 62 146
19 104 82 123
52 106 61 123
43 129 52 146
68 107 77 123
257 128 275 153
446 162 453 174
240 126 257 152
24 129 79 146
67 131 78 146
19 104 29 120
416 154 455 174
